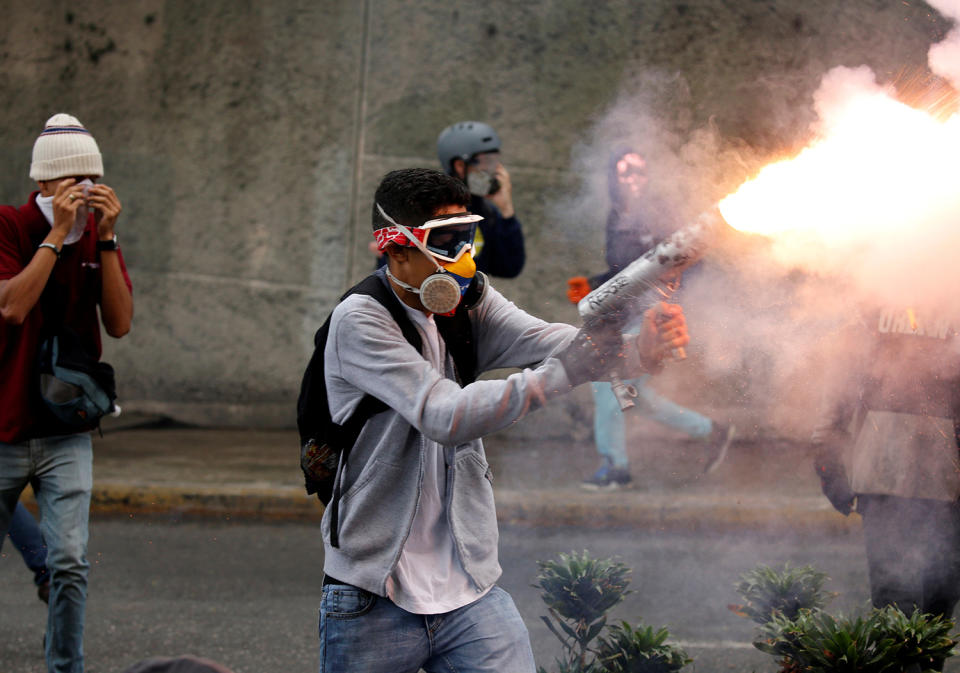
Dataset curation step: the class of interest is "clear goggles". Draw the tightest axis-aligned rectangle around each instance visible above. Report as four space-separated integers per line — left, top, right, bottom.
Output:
421 215 481 262
376 204 483 263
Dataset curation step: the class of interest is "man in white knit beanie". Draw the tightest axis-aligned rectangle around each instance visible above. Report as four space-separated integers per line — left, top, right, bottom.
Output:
0 113 133 673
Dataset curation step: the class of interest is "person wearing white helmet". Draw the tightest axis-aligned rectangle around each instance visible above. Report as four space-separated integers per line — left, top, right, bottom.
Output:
0 113 133 673
435 121 525 278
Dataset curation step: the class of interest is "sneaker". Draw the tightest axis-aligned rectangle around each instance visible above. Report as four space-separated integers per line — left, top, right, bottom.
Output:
580 463 632 491
703 423 735 474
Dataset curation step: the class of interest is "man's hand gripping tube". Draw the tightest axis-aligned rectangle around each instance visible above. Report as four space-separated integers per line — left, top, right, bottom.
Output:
576 208 725 410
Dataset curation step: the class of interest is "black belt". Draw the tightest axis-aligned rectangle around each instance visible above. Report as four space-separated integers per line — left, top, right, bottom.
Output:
322 574 351 587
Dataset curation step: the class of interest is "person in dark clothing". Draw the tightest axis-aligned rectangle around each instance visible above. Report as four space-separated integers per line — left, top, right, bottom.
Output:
376 122 524 277
375 121 525 277
814 302 960 622
567 148 734 490
436 121 525 278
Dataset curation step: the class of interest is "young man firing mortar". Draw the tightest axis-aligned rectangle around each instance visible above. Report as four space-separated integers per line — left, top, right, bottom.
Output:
314 167 688 673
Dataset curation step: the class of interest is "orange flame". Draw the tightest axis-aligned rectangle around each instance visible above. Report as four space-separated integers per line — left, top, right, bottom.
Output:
718 81 960 244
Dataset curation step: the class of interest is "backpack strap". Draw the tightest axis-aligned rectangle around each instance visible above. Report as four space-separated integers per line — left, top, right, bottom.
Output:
309 271 481 548
322 273 423 547
435 309 477 385
435 271 485 385
347 274 423 352
297 273 423 446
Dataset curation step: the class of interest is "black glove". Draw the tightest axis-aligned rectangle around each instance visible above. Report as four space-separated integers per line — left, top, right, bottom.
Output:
557 325 622 387
813 448 855 515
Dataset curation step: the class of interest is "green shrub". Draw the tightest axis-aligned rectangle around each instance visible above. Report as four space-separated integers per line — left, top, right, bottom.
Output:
593 621 691 673
534 551 690 673
755 605 956 673
733 562 958 672
732 563 830 624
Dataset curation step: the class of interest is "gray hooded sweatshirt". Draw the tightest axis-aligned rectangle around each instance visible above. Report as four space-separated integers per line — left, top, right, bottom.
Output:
323 271 576 597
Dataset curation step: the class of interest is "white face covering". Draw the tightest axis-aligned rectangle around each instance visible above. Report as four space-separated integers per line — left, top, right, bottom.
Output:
36 178 93 245
466 170 494 197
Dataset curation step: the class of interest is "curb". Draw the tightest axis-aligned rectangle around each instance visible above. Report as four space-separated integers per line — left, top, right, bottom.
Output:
21 482 861 533
494 490 861 534
22 482 323 521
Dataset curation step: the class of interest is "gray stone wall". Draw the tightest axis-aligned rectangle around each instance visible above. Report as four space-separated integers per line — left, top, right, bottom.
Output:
0 1 949 436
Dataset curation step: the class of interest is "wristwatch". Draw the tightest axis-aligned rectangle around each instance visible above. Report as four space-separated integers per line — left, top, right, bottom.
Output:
97 234 119 252
38 242 61 259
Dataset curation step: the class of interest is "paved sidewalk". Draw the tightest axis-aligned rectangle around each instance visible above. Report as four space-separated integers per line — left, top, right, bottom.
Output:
19 414 858 534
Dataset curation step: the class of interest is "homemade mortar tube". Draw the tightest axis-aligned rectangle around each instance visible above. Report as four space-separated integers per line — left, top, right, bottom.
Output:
577 207 727 410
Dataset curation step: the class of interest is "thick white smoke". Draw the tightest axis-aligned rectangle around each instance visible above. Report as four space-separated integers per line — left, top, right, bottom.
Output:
928 0 960 88
720 64 960 313
558 9 960 436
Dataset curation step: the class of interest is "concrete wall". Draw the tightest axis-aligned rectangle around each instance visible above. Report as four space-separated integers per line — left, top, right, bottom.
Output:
0 1 949 437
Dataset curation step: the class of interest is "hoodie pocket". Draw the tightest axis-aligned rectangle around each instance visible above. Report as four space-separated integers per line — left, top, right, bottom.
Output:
325 459 409 558
449 451 499 579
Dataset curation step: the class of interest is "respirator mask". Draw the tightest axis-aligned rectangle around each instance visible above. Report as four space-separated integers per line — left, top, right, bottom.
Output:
466 152 501 197
375 203 484 315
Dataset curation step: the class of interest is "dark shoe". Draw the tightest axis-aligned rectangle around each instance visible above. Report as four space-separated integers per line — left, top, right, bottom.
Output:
703 423 735 474
580 463 632 491
37 580 50 604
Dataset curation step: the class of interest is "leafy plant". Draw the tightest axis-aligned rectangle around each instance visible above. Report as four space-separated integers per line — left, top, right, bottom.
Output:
535 551 632 671
754 604 956 673
731 563 830 624
593 621 691 673
733 562 957 672
873 606 957 671
534 551 690 673
756 609 894 673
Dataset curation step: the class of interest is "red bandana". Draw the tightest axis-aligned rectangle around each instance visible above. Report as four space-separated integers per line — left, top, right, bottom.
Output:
373 226 427 252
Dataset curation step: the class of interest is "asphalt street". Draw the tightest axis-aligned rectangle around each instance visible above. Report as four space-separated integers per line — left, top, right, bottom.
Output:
4 514 947 673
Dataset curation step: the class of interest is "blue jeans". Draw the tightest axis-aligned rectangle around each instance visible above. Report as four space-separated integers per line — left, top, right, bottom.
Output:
591 374 712 468
318 583 535 673
8 501 50 585
0 433 93 673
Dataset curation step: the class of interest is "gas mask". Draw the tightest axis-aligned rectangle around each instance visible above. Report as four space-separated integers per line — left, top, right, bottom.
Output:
376 203 483 315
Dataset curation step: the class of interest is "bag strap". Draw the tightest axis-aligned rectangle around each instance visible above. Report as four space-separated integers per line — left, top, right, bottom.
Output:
324 272 480 547
333 273 424 435
325 273 422 547
38 267 67 339
336 271 479 425
435 308 477 385
435 271 484 385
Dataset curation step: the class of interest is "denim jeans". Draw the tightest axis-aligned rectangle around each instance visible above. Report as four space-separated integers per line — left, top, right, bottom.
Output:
8 500 50 585
591 374 712 467
0 433 93 673
318 583 535 673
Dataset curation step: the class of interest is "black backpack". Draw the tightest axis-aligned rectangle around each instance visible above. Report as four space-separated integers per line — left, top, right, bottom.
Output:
297 271 483 547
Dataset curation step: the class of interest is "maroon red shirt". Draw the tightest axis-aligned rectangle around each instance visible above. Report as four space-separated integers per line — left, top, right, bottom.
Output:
0 192 132 442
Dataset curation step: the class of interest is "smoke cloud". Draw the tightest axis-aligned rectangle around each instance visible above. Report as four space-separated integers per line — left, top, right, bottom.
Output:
928 0 960 88
555 15 960 436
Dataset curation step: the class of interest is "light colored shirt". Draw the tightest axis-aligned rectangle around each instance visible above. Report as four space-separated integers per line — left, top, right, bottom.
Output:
385 300 488 614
